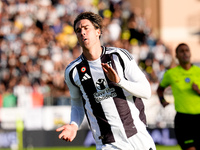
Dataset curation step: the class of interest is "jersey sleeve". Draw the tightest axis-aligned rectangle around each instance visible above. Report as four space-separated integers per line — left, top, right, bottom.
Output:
65 68 85 128
114 51 151 99
159 70 171 88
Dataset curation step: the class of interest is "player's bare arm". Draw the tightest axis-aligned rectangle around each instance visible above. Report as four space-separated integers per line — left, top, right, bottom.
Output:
56 124 78 142
157 86 169 107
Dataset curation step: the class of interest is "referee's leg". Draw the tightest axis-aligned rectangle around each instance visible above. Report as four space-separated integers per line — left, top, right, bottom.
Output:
174 113 199 150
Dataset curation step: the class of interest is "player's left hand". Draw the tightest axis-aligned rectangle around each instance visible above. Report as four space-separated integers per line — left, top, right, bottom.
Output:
192 83 200 95
101 63 120 83
56 124 78 142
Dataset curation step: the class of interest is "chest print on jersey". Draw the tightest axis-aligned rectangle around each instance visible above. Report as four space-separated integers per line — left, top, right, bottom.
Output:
185 77 190 83
93 78 117 103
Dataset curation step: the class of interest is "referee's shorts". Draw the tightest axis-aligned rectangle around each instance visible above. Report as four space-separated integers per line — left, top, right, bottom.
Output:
174 112 200 150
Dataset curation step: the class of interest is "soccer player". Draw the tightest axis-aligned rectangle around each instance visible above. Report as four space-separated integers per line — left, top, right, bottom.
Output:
56 12 156 150
157 43 200 150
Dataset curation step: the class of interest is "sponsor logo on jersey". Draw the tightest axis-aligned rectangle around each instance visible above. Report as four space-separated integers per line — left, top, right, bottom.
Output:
96 79 106 90
81 73 91 81
94 78 117 103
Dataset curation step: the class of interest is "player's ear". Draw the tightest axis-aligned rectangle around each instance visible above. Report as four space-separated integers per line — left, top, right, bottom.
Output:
175 52 179 59
96 29 101 37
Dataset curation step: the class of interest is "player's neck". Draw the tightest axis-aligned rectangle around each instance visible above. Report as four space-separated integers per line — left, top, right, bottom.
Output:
82 45 102 61
180 63 192 70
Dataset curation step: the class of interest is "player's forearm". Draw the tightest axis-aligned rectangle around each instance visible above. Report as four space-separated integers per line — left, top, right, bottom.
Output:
117 77 151 99
157 86 169 107
157 86 165 99
70 98 85 127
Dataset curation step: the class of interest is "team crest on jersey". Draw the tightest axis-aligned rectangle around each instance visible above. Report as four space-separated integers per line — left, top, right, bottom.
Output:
107 61 112 67
185 77 190 83
81 67 86 72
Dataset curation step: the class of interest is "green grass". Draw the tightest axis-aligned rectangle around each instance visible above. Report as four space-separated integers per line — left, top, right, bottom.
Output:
156 145 181 150
0 145 181 150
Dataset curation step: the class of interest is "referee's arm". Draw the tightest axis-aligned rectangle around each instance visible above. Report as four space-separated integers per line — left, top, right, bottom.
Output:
157 85 169 107
192 82 200 95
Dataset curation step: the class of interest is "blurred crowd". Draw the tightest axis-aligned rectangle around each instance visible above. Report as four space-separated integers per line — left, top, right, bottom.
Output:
0 0 174 108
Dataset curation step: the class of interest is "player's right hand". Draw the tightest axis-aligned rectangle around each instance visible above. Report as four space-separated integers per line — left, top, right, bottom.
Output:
56 124 78 142
162 100 169 108
101 63 120 83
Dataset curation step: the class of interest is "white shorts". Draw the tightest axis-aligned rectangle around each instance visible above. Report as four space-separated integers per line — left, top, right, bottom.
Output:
96 130 156 150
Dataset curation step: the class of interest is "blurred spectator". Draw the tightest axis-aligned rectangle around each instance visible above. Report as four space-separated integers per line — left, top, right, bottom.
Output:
0 0 173 113
2 87 17 107
13 75 33 107
0 82 6 107
31 81 44 107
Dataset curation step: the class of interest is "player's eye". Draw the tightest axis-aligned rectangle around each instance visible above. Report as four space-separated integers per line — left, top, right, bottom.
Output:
76 28 81 33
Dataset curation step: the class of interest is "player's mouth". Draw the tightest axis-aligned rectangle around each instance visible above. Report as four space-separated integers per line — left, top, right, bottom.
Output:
82 38 88 42
183 55 189 59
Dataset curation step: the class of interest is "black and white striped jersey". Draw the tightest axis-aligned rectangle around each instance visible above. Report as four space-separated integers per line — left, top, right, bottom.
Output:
65 46 151 145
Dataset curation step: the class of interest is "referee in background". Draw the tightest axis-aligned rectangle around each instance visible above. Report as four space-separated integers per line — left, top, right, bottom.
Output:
157 43 200 150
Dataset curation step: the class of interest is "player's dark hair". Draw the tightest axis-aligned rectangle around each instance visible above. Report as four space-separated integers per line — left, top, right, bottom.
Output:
175 43 188 54
73 12 103 37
